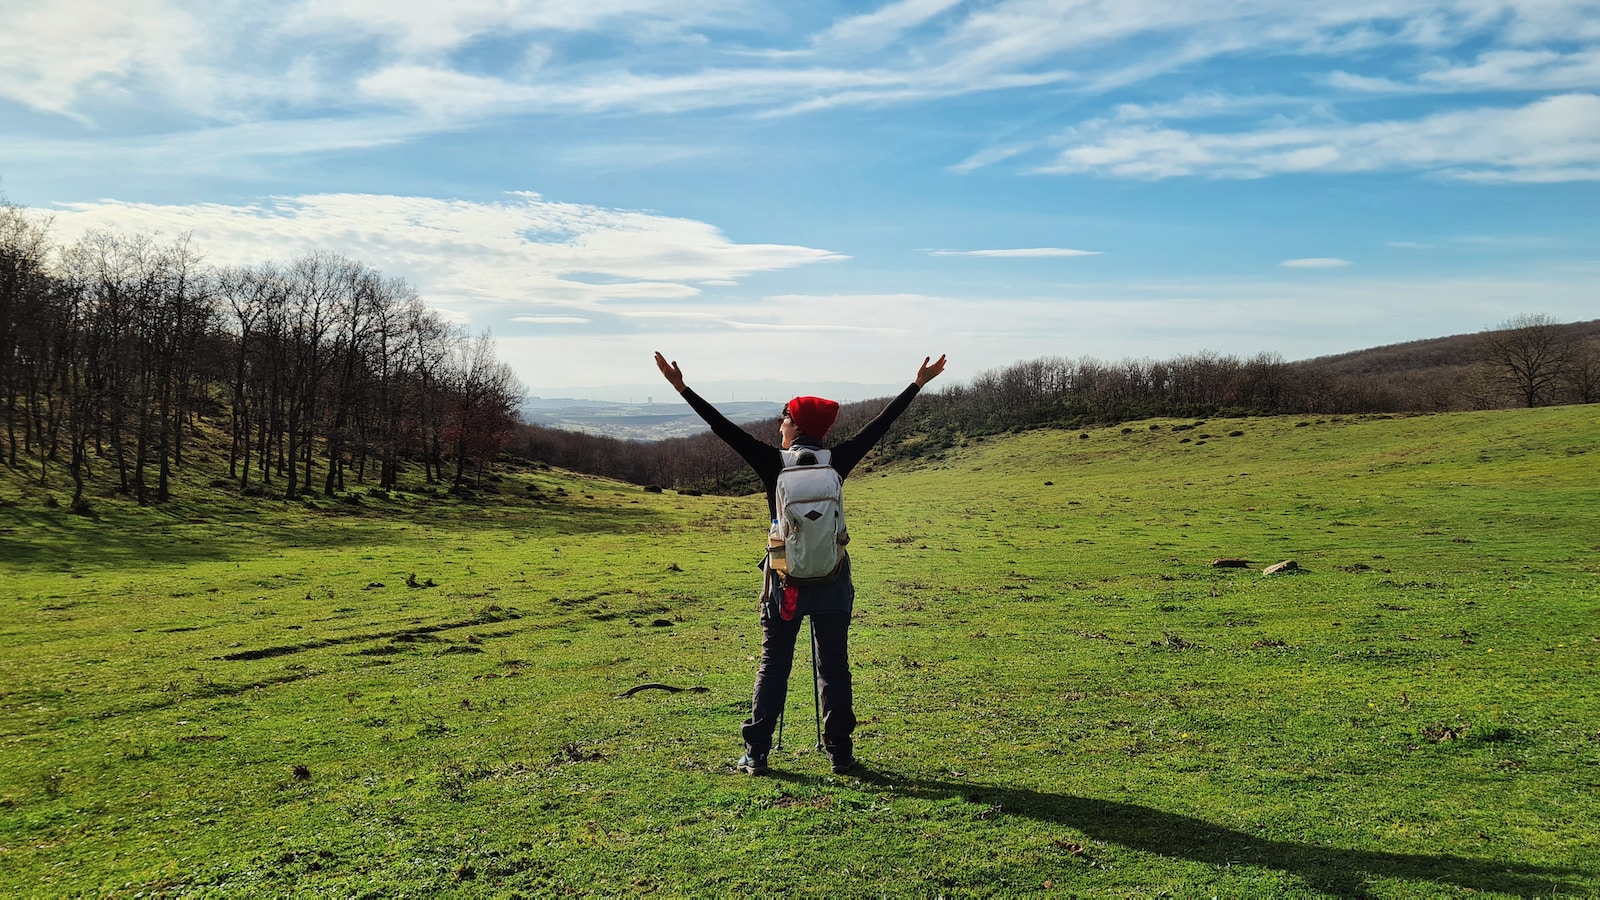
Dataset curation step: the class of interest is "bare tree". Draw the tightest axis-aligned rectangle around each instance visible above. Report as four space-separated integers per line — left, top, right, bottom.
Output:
147 236 213 501
443 331 525 487
0 201 56 471
279 252 351 498
359 279 422 489
56 231 140 497
50 231 217 503
1562 340 1600 404
408 303 460 483
321 262 386 494
1477 314 1572 408
216 264 283 487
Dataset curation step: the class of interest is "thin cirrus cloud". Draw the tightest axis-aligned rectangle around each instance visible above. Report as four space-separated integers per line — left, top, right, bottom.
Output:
51 116 454 174
2 4 1585 122
1281 258 1353 268
1328 47 1600 93
41 192 846 309
578 305 907 339
337 2 1417 122
512 315 592 325
930 247 1102 258
4 1 1600 190
354 63 923 119
814 0 967 50
1031 94 1600 182
281 0 735 55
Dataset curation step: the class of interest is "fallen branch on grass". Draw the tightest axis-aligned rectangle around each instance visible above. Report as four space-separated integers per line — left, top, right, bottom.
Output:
615 683 710 699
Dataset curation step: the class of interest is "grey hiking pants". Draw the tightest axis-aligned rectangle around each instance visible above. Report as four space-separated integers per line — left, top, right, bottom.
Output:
741 607 855 764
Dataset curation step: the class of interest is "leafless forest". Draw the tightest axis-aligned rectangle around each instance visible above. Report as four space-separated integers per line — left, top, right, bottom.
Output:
1 200 523 512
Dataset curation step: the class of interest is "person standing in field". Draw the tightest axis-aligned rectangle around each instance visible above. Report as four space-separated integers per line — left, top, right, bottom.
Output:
654 351 946 775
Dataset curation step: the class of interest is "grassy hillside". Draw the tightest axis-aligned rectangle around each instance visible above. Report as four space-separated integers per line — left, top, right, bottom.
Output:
2 407 1598 897
1300 317 1600 377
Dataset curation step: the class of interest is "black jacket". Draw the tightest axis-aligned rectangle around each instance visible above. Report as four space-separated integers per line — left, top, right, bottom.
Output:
679 382 923 519
679 382 923 615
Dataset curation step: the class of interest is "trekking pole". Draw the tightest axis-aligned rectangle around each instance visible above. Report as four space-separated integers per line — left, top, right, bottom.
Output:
810 617 823 751
775 708 785 751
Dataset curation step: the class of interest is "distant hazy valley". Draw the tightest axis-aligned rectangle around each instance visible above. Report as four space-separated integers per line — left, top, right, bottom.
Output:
520 398 781 441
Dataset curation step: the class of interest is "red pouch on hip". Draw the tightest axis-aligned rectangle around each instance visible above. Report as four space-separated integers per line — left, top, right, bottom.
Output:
780 585 799 621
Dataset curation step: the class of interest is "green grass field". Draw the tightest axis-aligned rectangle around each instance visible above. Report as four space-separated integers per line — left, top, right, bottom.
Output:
3 407 1598 897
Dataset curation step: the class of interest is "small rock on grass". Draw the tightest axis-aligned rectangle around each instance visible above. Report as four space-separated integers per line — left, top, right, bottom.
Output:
1263 560 1299 576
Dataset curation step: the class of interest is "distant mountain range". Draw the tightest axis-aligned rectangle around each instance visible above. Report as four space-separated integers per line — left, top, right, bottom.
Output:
520 398 782 441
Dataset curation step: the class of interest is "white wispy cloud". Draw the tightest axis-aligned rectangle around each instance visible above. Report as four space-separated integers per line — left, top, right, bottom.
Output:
1102 93 1306 123
6 1 1600 189
38 192 846 310
1423 47 1600 90
512 315 592 324
5 3 1585 122
1035 93 1600 181
930 247 1102 258
816 0 967 49
1331 47 1600 93
949 142 1033 174
1325 71 1408 92
1281 258 1353 268
617 307 904 334
282 0 735 55
355 62 932 118
0 0 210 117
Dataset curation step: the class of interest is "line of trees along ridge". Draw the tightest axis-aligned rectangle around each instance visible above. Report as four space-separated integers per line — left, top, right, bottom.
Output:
516 319 1599 494
2 198 524 512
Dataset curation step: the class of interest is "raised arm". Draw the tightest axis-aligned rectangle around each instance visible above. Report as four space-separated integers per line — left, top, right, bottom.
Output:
831 354 947 476
654 351 686 392
654 351 778 476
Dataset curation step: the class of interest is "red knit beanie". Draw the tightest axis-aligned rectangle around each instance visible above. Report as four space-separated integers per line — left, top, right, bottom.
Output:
786 396 839 438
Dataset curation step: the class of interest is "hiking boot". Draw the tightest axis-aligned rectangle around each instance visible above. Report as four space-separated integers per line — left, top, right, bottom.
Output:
736 752 770 775
830 755 858 775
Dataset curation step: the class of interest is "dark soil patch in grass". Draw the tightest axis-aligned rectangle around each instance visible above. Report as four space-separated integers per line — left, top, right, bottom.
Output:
220 609 524 661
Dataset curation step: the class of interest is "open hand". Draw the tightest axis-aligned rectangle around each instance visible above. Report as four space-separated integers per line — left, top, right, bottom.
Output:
654 351 686 392
915 354 947 387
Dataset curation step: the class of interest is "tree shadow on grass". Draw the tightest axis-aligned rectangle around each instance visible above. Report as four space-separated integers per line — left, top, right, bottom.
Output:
0 494 667 572
828 767 1589 898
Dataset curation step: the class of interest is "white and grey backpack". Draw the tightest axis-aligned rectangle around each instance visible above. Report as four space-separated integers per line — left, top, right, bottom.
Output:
773 448 848 583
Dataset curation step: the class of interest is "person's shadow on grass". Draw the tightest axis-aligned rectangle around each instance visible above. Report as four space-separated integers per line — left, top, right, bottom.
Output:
790 766 1588 898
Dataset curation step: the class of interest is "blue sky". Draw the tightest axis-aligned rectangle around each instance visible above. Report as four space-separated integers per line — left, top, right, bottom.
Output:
3 0 1598 400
